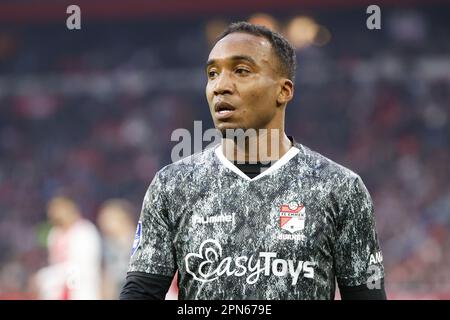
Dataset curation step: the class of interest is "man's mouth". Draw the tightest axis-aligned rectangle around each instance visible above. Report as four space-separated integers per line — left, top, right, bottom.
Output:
214 102 236 119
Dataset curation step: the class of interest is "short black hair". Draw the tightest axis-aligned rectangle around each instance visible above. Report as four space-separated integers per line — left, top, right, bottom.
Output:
215 21 296 82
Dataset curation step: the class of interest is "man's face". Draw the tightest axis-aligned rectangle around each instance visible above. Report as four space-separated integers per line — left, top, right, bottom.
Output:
206 32 282 134
47 197 79 228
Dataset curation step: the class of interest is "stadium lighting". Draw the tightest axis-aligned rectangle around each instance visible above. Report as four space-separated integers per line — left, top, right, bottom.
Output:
205 19 228 47
248 13 279 31
285 16 331 49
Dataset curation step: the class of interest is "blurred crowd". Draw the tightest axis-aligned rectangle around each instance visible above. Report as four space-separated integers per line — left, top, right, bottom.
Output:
0 6 449 299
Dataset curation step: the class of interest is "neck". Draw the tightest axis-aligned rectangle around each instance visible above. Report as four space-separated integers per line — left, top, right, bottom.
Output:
221 128 292 164
61 215 80 230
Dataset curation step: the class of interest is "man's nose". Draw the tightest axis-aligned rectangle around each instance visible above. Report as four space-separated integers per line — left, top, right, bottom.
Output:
213 72 234 96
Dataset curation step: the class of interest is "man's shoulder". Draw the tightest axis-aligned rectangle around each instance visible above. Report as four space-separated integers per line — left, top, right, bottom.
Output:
294 142 360 184
155 144 218 181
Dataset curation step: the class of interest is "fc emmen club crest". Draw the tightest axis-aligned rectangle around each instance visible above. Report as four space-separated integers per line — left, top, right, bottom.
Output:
280 202 306 233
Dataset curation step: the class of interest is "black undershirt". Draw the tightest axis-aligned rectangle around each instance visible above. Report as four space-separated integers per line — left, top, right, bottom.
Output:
120 272 172 300
119 272 387 300
233 161 272 179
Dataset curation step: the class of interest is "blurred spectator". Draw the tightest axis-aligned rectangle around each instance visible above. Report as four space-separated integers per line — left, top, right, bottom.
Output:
97 199 180 299
97 199 136 299
165 273 179 300
33 196 102 300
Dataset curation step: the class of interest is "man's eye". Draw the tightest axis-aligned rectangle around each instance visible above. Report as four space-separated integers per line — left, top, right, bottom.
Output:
208 70 218 78
236 68 250 75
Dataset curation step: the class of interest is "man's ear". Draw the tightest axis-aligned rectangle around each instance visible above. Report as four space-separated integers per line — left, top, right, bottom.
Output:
277 79 294 106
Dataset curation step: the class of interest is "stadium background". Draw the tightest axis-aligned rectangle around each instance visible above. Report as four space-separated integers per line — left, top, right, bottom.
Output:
0 0 449 299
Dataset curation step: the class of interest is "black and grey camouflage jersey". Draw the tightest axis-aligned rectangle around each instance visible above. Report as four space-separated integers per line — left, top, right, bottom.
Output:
128 141 385 300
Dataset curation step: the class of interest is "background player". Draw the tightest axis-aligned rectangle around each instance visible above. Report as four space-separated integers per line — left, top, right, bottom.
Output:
33 195 102 300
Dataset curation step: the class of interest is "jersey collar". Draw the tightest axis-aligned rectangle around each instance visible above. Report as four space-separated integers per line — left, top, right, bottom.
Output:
214 144 300 182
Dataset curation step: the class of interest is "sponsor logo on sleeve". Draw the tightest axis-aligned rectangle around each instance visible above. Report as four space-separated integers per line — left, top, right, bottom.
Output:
131 221 142 257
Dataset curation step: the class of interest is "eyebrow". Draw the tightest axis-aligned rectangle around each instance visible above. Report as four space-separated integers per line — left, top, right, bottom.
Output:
206 55 257 69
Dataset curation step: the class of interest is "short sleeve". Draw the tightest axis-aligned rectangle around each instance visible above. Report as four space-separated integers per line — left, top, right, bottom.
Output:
128 171 177 277
333 175 385 287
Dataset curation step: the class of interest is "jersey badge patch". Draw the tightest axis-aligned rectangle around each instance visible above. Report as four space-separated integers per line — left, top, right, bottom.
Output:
280 202 306 233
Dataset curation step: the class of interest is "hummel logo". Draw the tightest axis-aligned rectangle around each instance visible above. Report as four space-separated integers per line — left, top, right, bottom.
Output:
192 213 235 225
